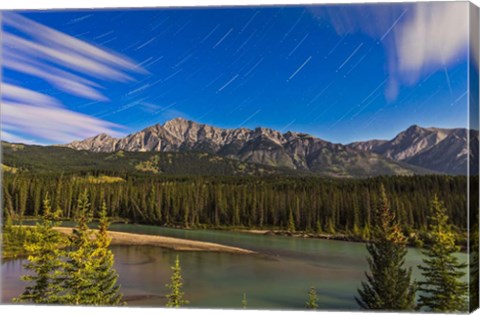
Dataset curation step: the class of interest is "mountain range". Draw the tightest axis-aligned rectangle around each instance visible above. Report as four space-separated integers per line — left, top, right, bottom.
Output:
62 117 477 176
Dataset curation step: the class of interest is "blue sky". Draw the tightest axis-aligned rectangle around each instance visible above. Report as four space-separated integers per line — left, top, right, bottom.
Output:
1 2 473 145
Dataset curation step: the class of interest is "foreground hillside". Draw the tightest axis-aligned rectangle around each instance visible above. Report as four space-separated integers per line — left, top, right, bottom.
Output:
2 142 296 177
2 141 424 177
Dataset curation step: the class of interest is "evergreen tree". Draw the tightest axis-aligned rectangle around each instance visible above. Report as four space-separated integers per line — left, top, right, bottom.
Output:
417 195 468 312
241 293 247 309
471 224 479 312
305 286 318 309
356 185 416 310
63 190 98 305
315 219 322 234
90 201 123 305
469 221 479 312
15 194 65 304
166 255 189 307
288 210 296 232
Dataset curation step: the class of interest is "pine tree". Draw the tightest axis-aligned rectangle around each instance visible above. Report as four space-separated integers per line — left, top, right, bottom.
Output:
90 201 123 305
15 194 65 304
305 286 318 309
63 190 98 305
417 195 468 312
471 224 479 312
166 255 189 307
288 210 296 232
241 293 247 309
315 219 322 234
356 185 416 310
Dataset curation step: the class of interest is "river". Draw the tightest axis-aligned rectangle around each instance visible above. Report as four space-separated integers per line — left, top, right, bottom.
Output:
1 224 468 310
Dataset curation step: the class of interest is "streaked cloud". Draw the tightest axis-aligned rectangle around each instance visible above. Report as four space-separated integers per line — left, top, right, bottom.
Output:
314 2 470 100
2 13 146 75
2 101 124 143
395 3 469 83
1 12 148 144
1 130 36 145
3 33 133 82
3 50 107 101
2 83 60 108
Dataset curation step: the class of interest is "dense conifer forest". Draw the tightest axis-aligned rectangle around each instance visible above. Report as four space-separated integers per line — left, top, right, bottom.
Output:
3 173 471 244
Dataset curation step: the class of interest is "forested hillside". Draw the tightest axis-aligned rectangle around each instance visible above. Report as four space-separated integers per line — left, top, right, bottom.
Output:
3 173 470 242
2 142 294 177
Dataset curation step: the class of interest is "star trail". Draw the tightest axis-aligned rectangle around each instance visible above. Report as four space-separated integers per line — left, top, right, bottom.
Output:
1 3 472 145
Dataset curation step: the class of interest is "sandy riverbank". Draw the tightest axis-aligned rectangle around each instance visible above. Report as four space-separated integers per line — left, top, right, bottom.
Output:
53 227 255 255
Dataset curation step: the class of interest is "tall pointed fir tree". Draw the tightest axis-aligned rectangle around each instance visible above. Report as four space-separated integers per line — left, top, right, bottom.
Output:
305 286 319 309
166 255 189 307
90 200 123 305
15 194 65 304
417 195 468 312
241 293 248 309
471 218 479 312
288 210 296 233
471 223 479 312
356 185 416 310
63 190 98 305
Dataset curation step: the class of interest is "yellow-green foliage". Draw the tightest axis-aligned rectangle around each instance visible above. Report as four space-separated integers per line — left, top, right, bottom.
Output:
72 175 125 184
135 156 161 174
2 164 18 174
208 156 224 163
14 195 66 304
4 143 25 151
2 226 38 259
166 255 189 307
417 196 468 312
105 151 125 160
85 175 125 184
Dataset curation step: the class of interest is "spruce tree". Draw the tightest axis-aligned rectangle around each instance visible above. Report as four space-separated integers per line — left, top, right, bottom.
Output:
241 293 247 309
417 195 468 312
471 221 479 311
63 190 98 305
91 201 123 305
356 185 416 310
305 286 318 309
165 255 189 307
15 194 65 304
288 210 296 232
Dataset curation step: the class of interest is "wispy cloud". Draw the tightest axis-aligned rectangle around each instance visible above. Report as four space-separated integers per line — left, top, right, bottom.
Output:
3 33 133 82
395 3 469 83
3 52 108 101
2 102 124 143
3 13 146 75
2 84 60 108
314 2 470 100
1 12 147 144
1 130 37 145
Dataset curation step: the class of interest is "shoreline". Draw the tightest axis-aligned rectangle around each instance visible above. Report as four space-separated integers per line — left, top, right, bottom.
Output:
234 228 361 241
53 227 255 255
233 228 469 252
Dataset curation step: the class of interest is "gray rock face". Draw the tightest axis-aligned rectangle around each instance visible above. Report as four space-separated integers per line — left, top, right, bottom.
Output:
348 125 477 175
65 118 470 176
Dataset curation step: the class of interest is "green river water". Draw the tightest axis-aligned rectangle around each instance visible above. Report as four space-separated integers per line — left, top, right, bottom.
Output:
1 224 468 310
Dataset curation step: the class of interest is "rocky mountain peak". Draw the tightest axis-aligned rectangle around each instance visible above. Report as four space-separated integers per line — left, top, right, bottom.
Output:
93 133 114 140
63 119 472 175
348 124 472 175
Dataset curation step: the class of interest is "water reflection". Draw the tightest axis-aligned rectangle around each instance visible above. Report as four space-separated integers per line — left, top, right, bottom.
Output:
1 227 469 310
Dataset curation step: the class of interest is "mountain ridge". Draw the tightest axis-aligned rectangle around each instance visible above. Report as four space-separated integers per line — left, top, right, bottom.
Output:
347 124 477 175
61 117 460 177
